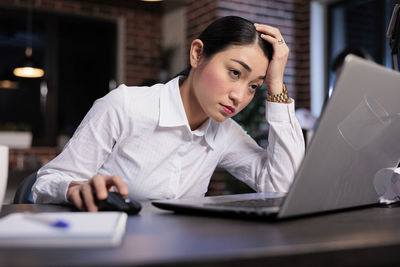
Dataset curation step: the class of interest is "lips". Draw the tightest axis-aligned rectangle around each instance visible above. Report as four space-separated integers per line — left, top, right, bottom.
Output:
220 104 235 115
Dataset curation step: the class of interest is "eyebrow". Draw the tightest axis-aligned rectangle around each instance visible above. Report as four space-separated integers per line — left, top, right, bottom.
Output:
230 59 265 80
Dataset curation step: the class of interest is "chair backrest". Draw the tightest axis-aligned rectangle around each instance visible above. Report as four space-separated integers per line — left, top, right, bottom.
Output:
13 172 37 204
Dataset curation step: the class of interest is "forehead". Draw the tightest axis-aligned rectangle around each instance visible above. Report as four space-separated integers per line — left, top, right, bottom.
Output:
211 44 269 74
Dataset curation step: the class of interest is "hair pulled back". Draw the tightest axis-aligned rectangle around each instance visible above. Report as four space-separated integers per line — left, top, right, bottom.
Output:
179 16 273 76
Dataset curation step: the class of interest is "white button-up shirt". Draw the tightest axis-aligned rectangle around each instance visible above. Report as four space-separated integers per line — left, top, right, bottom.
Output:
33 77 305 203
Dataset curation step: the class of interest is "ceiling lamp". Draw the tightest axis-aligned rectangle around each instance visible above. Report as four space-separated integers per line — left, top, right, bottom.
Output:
13 3 45 78
13 48 44 78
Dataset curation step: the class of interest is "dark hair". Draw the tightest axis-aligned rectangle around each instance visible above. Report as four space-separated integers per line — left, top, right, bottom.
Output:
332 47 370 71
179 16 273 76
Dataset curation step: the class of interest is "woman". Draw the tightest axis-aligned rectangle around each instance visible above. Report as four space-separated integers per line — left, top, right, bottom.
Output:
33 16 305 211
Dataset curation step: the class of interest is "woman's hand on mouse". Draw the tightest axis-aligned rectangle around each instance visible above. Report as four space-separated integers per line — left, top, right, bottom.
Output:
254 23 289 96
66 174 129 212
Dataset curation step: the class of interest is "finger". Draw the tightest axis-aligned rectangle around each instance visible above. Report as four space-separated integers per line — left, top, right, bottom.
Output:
69 188 84 211
260 34 288 54
91 174 108 200
254 24 281 38
261 34 279 45
105 176 129 196
81 183 98 212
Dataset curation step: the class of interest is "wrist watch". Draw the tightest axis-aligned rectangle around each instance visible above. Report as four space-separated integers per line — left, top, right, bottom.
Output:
267 84 290 103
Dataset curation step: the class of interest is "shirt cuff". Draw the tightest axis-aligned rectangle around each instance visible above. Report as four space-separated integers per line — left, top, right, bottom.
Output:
32 174 87 204
62 177 88 203
265 98 296 123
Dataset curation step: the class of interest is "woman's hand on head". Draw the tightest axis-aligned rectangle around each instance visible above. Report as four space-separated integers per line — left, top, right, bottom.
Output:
254 23 289 95
66 174 129 212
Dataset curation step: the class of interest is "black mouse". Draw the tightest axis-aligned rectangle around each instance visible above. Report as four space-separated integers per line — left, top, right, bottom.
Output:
96 192 142 215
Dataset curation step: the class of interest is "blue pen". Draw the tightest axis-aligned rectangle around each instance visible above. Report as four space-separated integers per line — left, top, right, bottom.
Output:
24 213 70 229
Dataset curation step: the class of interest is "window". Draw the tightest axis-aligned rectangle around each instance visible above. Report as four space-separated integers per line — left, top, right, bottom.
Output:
327 0 399 95
0 7 116 146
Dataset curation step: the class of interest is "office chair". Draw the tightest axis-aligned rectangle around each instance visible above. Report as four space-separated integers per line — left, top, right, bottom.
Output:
13 172 37 204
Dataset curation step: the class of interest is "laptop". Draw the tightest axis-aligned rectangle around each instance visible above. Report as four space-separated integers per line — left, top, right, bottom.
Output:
152 55 400 219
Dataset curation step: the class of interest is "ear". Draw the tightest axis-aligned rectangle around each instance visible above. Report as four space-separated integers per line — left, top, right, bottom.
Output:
189 39 204 69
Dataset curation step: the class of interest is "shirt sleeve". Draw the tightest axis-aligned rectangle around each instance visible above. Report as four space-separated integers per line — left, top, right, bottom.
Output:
217 100 305 193
32 87 126 204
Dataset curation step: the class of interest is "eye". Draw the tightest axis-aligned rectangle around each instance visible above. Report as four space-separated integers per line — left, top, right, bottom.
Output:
230 69 240 78
250 84 260 90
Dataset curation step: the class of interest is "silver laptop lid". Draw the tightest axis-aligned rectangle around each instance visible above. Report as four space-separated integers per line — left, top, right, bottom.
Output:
279 55 400 218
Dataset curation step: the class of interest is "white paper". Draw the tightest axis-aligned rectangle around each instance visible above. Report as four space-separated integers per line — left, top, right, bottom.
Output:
0 212 127 247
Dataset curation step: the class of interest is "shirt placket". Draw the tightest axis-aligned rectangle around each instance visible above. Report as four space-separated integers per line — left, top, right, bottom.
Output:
172 131 193 198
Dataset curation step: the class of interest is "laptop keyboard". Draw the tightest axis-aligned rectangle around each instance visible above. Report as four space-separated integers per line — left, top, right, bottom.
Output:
205 197 285 208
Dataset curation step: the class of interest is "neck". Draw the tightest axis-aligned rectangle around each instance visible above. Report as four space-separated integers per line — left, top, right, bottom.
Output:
179 73 208 131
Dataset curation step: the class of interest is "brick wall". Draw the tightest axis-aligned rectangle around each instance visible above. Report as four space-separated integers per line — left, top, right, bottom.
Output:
185 0 311 109
0 0 163 86
185 0 218 54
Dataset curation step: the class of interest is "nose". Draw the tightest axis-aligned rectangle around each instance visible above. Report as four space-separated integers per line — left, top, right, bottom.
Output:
228 84 246 107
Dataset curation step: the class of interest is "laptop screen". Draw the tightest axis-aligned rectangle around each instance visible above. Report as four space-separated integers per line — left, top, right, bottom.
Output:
279 55 400 218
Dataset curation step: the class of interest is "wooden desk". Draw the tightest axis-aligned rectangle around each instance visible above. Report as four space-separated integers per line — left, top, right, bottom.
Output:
1 203 400 266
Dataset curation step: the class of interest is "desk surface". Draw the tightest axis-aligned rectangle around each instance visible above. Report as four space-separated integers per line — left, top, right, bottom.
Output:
1 203 400 267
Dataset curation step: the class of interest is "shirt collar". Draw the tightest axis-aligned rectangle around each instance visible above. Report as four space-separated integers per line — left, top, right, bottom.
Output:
158 76 216 150
159 76 189 128
203 120 217 150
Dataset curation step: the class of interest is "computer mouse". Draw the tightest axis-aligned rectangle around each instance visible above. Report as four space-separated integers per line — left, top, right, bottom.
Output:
96 192 142 215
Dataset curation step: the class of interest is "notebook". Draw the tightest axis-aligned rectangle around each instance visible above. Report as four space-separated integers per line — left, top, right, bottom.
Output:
152 55 400 219
0 212 127 247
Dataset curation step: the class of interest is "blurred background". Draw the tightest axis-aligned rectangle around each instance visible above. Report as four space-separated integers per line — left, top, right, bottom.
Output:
0 0 399 203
